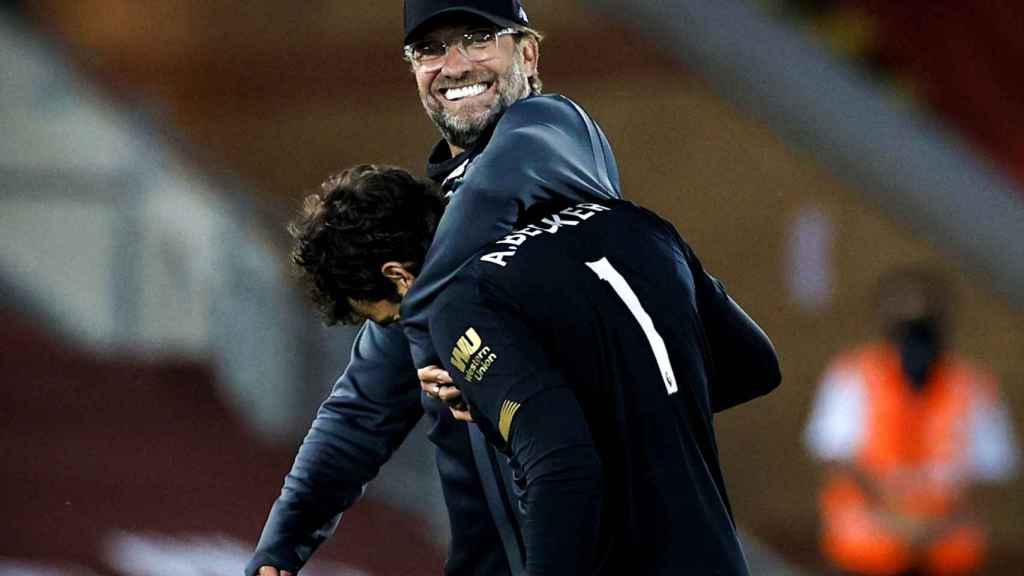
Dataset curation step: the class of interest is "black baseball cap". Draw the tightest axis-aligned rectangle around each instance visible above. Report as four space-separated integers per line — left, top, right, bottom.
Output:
404 0 530 44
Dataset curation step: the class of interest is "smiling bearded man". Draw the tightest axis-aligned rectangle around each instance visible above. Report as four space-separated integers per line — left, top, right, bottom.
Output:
414 15 535 151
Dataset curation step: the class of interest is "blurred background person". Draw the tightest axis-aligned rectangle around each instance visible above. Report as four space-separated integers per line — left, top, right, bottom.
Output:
804 267 1019 576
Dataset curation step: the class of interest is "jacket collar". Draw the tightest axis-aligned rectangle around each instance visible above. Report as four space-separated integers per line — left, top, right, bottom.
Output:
425 120 499 185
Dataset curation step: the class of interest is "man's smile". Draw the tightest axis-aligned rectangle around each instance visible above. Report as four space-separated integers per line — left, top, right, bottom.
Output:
436 78 498 105
443 82 491 101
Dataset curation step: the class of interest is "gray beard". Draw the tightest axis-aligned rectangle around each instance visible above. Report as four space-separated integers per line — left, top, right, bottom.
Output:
426 54 530 151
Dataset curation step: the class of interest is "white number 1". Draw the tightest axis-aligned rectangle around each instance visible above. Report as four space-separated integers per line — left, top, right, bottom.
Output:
586 257 678 395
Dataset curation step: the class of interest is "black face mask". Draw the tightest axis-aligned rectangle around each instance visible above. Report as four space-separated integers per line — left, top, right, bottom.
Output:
891 317 944 392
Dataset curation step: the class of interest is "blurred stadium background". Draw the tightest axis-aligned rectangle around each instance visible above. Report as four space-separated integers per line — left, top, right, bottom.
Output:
1 0 1021 574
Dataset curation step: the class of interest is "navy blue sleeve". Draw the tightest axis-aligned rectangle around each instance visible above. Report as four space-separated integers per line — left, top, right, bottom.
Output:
511 389 603 576
401 95 622 368
246 321 422 575
686 245 781 411
429 281 603 575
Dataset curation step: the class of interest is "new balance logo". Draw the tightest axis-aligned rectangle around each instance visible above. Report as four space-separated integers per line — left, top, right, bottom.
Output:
498 399 522 441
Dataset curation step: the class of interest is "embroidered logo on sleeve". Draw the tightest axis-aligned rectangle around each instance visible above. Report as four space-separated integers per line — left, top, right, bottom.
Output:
498 399 522 441
450 327 499 383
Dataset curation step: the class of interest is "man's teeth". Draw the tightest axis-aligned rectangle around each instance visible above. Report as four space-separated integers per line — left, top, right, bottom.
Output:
444 83 488 101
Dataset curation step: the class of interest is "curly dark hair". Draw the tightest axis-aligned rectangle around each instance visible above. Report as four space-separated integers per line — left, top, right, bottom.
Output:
289 164 446 325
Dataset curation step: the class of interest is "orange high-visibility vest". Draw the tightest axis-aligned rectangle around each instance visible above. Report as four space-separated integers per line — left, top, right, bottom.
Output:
819 344 992 576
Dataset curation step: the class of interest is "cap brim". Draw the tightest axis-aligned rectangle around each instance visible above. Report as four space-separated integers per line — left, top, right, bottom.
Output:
404 8 522 44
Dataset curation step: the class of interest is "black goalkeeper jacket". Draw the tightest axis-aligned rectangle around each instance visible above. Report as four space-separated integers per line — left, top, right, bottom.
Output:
429 199 781 574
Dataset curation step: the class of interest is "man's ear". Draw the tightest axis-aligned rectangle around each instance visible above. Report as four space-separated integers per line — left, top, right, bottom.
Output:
521 37 539 78
381 261 416 295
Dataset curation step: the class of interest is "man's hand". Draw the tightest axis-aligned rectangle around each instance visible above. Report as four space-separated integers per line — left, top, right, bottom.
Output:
418 365 473 422
258 566 293 576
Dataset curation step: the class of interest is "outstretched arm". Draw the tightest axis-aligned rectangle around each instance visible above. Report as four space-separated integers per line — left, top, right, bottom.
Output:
246 322 422 575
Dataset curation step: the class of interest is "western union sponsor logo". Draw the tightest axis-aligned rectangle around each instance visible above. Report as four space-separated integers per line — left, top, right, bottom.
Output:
498 399 521 441
450 327 482 373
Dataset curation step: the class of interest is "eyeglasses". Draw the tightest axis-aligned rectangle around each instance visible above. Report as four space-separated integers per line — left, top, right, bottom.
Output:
404 28 519 70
